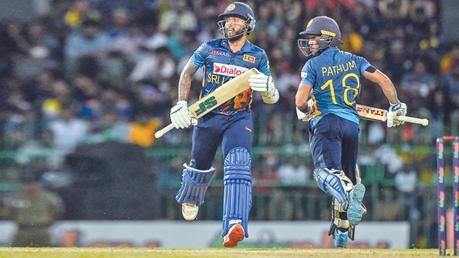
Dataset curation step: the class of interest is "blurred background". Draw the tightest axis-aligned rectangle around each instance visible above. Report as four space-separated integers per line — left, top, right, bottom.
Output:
0 0 458 249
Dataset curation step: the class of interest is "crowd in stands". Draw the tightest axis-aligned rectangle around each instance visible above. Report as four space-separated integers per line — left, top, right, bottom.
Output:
0 0 456 201
0 1 455 249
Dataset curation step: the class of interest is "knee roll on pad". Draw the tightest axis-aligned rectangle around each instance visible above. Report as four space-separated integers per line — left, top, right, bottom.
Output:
332 169 354 193
222 147 252 237
175 164 215 205
313 168 348 206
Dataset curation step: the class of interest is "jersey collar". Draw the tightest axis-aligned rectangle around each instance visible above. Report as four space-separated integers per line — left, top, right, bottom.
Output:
323 47 338 54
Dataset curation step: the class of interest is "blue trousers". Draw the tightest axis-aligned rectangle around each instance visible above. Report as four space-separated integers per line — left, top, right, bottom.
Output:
309 114 359 184
190 111 253 169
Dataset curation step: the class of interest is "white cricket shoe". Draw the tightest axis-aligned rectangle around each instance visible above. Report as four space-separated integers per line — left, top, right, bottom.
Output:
182 203 199 221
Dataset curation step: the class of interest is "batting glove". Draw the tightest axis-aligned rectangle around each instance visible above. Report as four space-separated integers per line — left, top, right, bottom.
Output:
296 99 314 122
249 73 279 104
296 107 309 121
387 102 407 127
170 101 195 129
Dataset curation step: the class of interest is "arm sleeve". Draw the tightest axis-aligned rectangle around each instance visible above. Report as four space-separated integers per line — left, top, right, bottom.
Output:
258 51 272 76
189 42 210 68
300 61 316 87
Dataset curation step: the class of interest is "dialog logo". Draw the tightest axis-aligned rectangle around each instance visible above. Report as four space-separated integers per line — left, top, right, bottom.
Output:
213 63 248 77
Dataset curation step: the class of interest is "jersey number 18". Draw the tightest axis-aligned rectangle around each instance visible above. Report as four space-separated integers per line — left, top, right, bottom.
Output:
320 72 360 106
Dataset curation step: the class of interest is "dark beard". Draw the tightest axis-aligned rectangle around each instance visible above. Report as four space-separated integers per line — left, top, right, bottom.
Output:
228 33 244 42
225 25 247 41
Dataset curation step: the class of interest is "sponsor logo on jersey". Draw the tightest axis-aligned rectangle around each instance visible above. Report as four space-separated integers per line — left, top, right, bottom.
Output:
243 54 256 63
213 63 248 77
210 50 230 57
301 72 308 79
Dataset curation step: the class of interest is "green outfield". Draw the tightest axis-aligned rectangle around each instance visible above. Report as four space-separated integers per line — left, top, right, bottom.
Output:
0 248 441 258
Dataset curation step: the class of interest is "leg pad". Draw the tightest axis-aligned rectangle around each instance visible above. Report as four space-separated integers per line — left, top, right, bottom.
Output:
222 147 252 238
176 164 215 205
313 168 348 206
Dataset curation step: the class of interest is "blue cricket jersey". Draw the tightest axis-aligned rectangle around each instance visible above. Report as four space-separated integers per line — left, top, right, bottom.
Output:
300 47 371 126
190 38 271 115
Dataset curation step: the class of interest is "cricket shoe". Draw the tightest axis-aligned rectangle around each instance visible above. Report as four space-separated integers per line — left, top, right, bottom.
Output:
223 223 245 248
334 229 349 248
347 183 366 225
182 203 199 221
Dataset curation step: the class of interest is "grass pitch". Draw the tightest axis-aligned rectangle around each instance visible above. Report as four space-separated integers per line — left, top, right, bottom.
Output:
0 248 441 258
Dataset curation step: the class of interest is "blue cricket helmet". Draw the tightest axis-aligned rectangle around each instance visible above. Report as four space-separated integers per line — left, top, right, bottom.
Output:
217 2 256 40
298 16 342 57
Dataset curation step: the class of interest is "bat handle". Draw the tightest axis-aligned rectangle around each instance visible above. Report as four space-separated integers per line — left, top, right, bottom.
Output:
397 116 429 126
154 124 175 138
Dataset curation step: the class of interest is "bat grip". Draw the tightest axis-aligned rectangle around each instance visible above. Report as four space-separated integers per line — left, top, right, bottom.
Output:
154 124 175 138
397 116 429 126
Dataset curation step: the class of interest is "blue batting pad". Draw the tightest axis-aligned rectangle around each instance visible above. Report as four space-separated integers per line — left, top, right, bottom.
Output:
175 164 215 205
222 147 252 237
313 168 347 206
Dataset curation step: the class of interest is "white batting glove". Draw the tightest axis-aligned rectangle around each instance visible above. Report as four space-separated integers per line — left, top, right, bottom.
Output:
296 99 314 122
249 73 279 104
387 102 407 127
249 73 275 92
170 101 194 129
296 107 309 121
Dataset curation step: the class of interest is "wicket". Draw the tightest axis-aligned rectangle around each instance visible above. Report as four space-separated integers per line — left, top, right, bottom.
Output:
437 136 459 256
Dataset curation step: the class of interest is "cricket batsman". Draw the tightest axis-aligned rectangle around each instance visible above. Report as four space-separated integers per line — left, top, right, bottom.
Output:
295 16 407 247
169 2 279 247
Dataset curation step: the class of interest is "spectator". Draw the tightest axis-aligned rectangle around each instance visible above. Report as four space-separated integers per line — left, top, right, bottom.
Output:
158 0 197 33
400 60 436 109
3 171 64 247
47 103 89 154
129 46 176 87
64 19 109 76
277 156 310 186
394 166 418 220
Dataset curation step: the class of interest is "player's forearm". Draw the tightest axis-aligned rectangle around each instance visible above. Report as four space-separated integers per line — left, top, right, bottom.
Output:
296 99 308 111
178 62 198 102
377 74 400 105
295 83 311 110
364 70 399 105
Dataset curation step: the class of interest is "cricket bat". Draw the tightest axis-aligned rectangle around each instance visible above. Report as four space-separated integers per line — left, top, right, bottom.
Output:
154 68 260 138
356 104 429 126
302 104 429 126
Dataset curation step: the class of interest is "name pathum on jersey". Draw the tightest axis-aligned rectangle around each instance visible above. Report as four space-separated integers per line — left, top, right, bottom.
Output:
190 39 271 115
300 47 371 125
